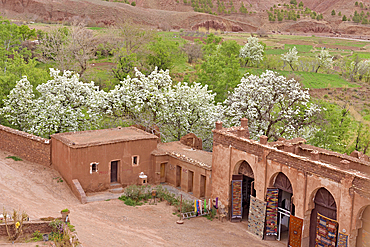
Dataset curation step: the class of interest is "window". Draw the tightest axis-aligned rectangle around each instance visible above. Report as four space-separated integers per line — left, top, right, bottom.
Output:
132 156 139 166
90 163 99 174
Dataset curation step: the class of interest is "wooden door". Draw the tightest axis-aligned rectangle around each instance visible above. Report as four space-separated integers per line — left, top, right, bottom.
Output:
160 163 166 183
111 161 118 183
200 175 206 198
188 171 194 193
176 166 181 187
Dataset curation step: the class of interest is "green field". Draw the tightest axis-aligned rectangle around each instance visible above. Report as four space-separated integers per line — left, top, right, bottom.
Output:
240 68 359 89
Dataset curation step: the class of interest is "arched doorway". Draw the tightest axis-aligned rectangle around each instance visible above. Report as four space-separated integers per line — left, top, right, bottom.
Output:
309 188 338 246
230 161 255 222
269 172 294 241
238 161 255 220
357 206 370 247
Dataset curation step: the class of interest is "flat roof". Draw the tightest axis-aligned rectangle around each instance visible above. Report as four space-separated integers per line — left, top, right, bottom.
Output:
154 141 212 170
52 127 158 147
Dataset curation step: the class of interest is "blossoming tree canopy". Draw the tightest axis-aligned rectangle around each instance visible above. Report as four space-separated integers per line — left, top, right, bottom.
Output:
224 70 322 141
239 36 265 66
1 69 106 138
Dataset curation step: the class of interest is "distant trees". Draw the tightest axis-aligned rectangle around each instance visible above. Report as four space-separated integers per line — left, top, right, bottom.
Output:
314 48 333 73
239 36 265 66
331 9 336 15
281 46 299 71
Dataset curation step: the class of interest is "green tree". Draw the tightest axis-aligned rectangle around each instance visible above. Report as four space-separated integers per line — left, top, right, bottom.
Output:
308 102 352 154
331 9 336 15
197 40 241 102
290 0 297 5
147 38 181 71
342 15 347 21
298 1 303 7
338 11 342 16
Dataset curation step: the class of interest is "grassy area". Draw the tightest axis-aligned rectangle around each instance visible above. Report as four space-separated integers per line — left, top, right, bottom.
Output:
241 68 359 89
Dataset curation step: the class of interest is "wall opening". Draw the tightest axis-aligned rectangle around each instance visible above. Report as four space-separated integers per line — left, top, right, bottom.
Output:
176 166 182 188
111 161 118 183
160 163 166 183
200 175 206 198
188 170 194 193
309 188 337 246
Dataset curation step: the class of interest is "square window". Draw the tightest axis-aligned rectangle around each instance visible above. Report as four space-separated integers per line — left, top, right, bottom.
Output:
132 156 139 166
90 162 99 174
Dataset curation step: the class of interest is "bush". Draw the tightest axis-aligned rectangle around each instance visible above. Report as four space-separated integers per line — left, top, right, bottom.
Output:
131 1 136 6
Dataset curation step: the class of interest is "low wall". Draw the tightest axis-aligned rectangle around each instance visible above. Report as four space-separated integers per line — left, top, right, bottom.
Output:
0 221 52 236
0 125 51 166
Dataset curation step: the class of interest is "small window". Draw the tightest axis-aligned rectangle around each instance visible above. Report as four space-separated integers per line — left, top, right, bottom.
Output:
90 162 99 174
132 156 139 166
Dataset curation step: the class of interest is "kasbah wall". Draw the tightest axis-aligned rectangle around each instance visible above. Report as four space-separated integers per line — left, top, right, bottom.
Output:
211 119 370 246
2 119 370 246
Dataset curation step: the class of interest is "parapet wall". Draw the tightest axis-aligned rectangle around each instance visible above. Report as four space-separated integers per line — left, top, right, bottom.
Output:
0 125 51 166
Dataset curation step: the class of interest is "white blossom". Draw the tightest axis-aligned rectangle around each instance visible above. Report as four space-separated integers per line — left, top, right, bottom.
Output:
224 70 321 141
314 48 333 73
281 46 299 71
239 36 264 66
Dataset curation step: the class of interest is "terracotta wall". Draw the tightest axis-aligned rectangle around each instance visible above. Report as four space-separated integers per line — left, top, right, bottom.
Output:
0 124 51 166
211 129 370 247
0 221 52 236
165 156 211 199
51 137 158 193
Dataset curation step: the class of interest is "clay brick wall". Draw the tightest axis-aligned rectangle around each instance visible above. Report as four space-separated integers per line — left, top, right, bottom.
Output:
0 125 51 166
0 221 52 236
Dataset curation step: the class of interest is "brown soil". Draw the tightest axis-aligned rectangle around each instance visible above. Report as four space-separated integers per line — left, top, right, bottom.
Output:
2 0 370 36
0 150 286 247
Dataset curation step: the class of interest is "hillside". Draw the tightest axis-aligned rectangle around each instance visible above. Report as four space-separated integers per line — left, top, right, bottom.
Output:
2 0 370 35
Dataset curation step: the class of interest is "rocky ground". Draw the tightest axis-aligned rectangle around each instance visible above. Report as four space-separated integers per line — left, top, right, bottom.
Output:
0 150 287 247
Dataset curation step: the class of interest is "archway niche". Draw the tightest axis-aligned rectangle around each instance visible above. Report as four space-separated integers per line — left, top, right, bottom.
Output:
309 187 337 246
357 205 370 247
232 161 255 220
270 172 294 241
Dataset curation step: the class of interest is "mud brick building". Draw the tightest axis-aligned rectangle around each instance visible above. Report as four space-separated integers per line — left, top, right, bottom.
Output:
211 118 370 246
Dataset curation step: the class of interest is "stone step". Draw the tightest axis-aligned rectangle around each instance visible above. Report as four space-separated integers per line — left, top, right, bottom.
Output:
110 183 122 189
109 187 124 193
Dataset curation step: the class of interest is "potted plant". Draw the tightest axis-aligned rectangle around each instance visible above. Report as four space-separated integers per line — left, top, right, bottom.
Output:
61 209 70 222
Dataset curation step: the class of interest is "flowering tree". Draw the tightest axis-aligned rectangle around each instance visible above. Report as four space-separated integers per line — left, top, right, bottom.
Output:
1 69 106 138
224 70 322 141
106 68 221 149
281 46 299 71
314 48 333 73
106 67 172 128
239 36 264 66
162 82 222 150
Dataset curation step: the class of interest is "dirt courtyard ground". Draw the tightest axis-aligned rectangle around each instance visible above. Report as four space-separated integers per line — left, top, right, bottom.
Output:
0 150 285 247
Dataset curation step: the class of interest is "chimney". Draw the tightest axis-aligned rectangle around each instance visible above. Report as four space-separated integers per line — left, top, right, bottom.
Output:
215 121 223 130
260 135 268 145
240 118 250 138
241 118 248 128
311 150 319 161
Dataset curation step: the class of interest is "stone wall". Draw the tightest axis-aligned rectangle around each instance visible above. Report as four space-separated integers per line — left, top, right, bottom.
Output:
0 221 52 236
0 125 51 166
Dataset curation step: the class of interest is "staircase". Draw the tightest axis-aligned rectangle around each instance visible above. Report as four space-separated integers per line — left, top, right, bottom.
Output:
109 183 123 193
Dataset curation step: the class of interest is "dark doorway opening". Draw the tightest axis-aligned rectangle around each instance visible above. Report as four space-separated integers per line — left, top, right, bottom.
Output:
238 161 255 220
188 171 194 193
273 173 294 242
176 166 181 188
200 175 206 198
111 161 118 183
309 188 337 246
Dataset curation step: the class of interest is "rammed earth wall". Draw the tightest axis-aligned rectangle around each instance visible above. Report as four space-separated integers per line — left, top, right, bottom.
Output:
0 125 51 166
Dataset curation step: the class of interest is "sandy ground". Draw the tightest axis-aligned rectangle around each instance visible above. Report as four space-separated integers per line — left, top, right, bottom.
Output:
0 150 286 247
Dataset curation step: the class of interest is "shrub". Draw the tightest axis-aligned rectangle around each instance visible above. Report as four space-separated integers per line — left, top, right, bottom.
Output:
131 1 136 6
